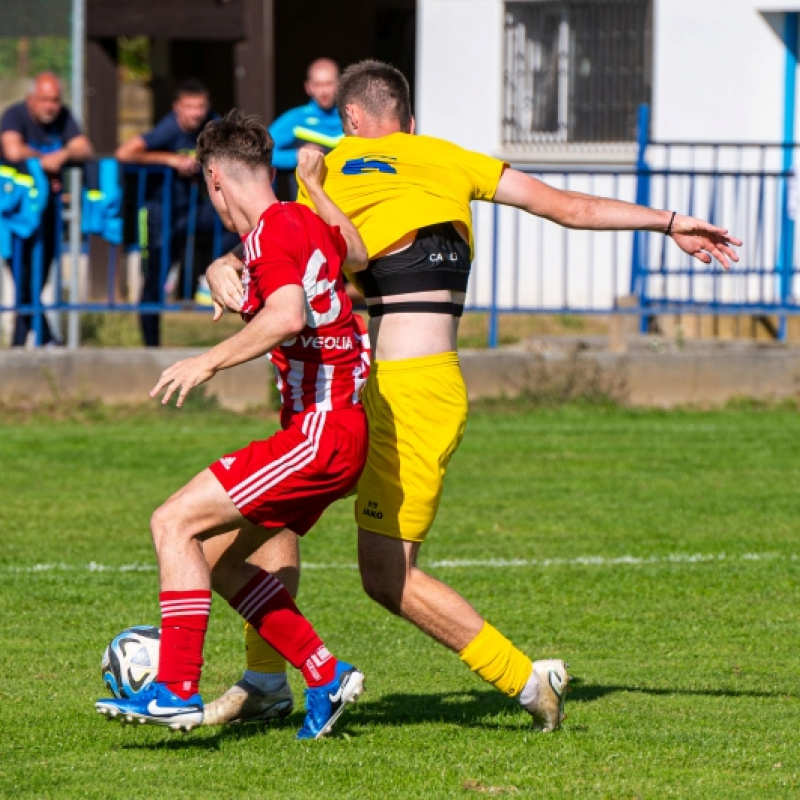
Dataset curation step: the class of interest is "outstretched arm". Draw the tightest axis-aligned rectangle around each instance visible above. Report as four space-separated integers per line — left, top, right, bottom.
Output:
493 167 742 269
1 130 94 172
115 134 198 177
151 284 306 407
296 148 368 273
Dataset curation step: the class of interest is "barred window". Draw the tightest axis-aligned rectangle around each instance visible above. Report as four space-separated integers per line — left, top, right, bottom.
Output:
503 0 652 145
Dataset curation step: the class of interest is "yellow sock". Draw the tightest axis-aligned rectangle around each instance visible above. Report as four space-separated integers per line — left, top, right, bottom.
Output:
244 621 287 674
458 621 532 697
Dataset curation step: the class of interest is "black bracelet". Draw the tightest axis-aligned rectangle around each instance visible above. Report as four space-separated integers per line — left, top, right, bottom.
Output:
665 211 677 236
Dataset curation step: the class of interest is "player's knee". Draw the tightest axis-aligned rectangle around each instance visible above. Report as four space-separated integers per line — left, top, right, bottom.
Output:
361 572 402 614
358 528 409 614
149 501 187 552
358 558 404 614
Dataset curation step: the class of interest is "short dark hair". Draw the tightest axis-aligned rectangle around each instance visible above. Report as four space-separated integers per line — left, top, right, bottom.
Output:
196 109 274 171
175 79 209 99
336 60 412 133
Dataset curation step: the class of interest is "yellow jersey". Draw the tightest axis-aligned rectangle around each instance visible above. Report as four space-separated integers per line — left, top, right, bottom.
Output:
296 132 506 259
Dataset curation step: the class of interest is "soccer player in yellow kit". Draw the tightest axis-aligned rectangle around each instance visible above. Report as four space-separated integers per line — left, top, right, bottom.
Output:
203 61 742 732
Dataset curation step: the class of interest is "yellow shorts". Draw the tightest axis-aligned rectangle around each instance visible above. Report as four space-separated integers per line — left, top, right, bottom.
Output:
355 352 468 542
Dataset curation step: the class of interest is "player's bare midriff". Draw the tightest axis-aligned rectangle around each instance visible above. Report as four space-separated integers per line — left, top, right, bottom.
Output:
366 222 468 362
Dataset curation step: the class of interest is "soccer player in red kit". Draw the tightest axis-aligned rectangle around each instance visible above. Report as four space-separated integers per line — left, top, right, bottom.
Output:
96 110 370 740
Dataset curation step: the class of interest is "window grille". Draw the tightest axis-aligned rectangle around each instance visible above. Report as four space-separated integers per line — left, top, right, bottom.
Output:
503 0 652 145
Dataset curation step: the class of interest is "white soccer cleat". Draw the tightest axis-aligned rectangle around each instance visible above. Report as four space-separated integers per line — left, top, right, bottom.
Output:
202 677 294 726
520 659 570 732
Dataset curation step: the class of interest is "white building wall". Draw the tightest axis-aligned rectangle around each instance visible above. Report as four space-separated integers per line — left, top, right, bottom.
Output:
418 0 797 153
416 0 798 314
416 0 504 151
653 0 790 143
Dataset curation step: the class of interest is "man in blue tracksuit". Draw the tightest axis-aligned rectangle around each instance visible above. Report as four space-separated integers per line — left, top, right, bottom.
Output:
269 58 343 200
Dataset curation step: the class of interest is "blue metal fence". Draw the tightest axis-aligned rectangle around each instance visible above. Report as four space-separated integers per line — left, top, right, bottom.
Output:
472 108 799 345
2 123 799 347
0 163 228 346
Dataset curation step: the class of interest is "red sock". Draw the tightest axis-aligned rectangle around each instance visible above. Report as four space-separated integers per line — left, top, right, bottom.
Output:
157 590 211 699
299 644 337 688
230 571 337 687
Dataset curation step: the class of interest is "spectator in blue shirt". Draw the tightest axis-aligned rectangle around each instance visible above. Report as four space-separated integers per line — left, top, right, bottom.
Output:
1 72 93 346
116 79 237 347
269 58 343 200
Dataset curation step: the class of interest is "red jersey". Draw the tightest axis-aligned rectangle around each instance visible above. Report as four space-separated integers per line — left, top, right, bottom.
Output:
241 202 369 426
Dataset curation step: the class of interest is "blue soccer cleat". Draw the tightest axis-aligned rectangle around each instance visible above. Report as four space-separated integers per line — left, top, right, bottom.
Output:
95 681 204 732
297 662 365 740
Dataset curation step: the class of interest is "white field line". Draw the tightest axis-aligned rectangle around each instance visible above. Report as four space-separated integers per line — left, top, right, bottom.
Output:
1 551 795 575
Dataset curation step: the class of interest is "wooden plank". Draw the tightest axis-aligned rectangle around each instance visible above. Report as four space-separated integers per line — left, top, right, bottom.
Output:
87 38 119 153
86 38 120 301
234 0 274 121
88 0 245 40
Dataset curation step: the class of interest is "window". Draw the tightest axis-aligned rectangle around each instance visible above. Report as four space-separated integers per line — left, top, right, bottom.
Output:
503 0 652 145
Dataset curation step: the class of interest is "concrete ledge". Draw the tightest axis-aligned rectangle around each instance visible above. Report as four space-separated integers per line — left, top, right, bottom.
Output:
0 349 269 411
1 342 799 411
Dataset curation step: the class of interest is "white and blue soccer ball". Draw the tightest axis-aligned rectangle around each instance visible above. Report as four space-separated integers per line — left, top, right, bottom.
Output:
101 625 160 699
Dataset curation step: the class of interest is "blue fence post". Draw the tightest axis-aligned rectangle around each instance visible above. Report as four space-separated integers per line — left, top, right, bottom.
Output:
54 193 64 322
31 224 44 346
778 12 798 341
631 103 651 334
488 204 500 348
11 234 23 343
160 168 173 309
183 181 199 301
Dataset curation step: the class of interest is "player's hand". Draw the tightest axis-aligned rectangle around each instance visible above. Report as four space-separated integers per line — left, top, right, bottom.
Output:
297 147 328 190
206 253 245 321
39 150 67 173
172 153 199 177
669 214 742 270
151 355 216 407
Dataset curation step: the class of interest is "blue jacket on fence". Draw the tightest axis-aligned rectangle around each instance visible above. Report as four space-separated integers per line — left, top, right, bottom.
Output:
0 159 49 259
81 158 123 245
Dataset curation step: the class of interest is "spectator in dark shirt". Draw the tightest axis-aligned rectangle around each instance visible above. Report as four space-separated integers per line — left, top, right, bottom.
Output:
1 71 93 347
116 79 237 347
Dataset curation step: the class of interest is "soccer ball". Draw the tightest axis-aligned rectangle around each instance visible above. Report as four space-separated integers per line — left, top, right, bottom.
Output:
101 625 160 699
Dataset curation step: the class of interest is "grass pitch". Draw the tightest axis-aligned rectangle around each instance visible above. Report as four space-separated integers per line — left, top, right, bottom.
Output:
1 403 799 798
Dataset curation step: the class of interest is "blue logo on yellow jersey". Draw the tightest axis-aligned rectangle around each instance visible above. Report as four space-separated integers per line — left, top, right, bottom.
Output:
342 156 397 175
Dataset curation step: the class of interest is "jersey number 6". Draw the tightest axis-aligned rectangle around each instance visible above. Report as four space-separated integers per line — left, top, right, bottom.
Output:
303 249 342 329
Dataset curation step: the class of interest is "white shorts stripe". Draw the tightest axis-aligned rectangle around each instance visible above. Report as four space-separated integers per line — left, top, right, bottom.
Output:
229 440 314 505
232 447 317 509
229 438 311 498
229 413 327 509
301 410 325 441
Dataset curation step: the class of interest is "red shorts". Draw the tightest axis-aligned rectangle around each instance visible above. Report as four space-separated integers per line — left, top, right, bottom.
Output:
209 408 368 535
